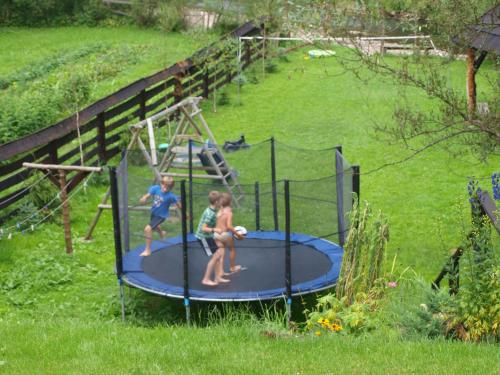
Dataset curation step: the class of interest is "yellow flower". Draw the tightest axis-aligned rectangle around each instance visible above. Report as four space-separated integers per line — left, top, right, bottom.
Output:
315 331 321 336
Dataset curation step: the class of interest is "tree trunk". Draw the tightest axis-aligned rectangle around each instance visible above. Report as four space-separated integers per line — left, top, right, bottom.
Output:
466 48 476 115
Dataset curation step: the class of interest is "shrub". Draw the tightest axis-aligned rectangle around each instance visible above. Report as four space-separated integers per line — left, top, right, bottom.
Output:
305 288 383 336
336 199 389 303
0 0 111 26
157 1 186 32
131 0 159 27
217 90 230 106
264 60 279 74
232 73 248 85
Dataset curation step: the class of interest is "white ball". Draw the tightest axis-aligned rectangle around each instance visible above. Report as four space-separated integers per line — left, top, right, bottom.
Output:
234 226 247 236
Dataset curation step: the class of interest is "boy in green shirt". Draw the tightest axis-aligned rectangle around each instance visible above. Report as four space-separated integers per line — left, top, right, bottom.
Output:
195 191 228 286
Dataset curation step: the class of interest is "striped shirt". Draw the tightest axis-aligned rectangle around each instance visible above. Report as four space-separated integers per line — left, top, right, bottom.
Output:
195 207 217 239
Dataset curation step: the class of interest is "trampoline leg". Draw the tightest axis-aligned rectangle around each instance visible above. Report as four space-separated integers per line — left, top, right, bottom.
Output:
119 280 126 322
286 298 292 329
184 298 191 326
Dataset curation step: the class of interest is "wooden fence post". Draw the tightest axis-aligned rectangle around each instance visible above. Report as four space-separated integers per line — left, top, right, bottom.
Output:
97 112 107 162
203 69 210 99
48 140 58 164
139 89 147 120
173 73 184 104
58 170 73 254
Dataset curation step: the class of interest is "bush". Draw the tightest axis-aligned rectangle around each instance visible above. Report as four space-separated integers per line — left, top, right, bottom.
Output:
157 1 186 32
0 0 111 26
217 90 230 106
131 0 159 27
305 289 384 336
336 199 389 303
264 60 279 74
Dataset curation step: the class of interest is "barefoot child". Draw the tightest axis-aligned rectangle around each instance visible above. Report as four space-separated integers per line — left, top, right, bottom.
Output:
196 191 228 286
139 176 180 257
214 193 244 275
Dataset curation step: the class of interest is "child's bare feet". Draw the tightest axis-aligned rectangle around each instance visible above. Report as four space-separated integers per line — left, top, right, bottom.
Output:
140 249 151 257
202 279 218 286
230 265 242 273
215 277 230 283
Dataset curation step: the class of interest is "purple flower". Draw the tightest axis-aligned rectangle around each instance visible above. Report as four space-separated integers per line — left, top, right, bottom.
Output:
387 281 397 288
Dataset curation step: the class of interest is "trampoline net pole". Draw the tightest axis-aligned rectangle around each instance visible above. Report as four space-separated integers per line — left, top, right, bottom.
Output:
352 165 360 204
181 180 191 325
188 140 194 234
255 181 260 231
109 166 123 278
335 149 346 247
120 153 130 252
271 137 279 231
284 180 292 325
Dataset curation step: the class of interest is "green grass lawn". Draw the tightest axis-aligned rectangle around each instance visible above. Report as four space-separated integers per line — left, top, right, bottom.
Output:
1 320 499 374
0 30 498 373
0 26 209 85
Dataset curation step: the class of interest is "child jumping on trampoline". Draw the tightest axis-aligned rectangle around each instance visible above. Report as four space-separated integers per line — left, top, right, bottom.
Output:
139 176 180 257
215 193 243 275
197 191 227 286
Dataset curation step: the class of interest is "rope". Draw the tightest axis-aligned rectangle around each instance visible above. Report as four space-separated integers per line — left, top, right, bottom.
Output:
1 171 96 237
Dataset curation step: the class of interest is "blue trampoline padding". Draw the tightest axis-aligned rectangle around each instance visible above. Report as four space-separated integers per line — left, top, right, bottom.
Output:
122 231 343 301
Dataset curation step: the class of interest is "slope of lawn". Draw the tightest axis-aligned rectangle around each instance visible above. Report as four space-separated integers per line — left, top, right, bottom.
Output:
0 34 498 374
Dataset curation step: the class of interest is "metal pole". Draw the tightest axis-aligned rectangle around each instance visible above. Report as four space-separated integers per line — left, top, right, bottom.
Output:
284 180 292 328
119 280 125 322
181 180 190 325
188 140 194 233
237 36 242 105
110 167 125 321
352 165 360 205
335 148 346 247
271 137 279 231
255 181 260 231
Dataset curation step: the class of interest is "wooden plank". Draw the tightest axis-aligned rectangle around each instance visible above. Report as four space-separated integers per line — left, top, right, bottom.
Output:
0 169 31 191
0 187 30 210
105 146 121 161
23 162 103 173
104 133 122 148
145 93 175 115
161 172 223 180
58 134 99 164
106 108 141 133
105 94 141 122
0 143 51 176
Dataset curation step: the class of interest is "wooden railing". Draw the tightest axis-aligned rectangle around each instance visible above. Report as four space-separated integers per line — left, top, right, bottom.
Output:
0 21 262 219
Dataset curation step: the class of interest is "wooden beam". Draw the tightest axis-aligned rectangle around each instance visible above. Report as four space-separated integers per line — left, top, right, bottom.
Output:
23 163 103 173
58 170 73 254
466 48 477 115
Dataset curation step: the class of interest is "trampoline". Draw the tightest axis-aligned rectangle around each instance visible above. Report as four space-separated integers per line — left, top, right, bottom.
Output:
122 231 343 301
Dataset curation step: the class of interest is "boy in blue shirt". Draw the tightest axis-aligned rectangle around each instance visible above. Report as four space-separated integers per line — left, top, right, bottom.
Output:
139 176 180 257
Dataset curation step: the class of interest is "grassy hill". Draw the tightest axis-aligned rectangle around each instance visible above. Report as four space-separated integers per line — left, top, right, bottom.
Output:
0 28 498 374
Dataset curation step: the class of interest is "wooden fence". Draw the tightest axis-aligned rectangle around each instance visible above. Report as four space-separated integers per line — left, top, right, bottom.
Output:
0 21 263 220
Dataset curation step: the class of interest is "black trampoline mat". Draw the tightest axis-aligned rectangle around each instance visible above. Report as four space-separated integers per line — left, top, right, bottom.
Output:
140 238 333 293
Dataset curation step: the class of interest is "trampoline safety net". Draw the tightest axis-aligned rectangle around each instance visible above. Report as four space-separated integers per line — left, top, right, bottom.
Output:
111 138 358 300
